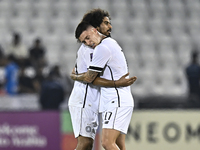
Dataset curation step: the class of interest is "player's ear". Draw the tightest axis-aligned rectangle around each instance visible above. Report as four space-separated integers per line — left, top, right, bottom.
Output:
96 26 100 32
92 28 97 33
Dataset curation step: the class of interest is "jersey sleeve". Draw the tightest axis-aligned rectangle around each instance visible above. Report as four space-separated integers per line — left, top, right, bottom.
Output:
89 44 111 72
76 44 88 73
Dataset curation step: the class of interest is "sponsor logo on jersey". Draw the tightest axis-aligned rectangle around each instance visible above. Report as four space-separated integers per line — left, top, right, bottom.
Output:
90 53 93 61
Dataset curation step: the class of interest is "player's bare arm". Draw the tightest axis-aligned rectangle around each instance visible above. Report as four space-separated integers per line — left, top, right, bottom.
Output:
93 73 137 87
71 67 137 87
70 69 99 83
115 73 137 87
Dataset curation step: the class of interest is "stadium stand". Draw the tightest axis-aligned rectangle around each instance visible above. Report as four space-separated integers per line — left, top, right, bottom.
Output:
0 0 199 109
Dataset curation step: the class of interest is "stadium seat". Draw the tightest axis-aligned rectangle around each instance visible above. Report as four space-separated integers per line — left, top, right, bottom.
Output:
12 0 32 18
148 18 166 36
128 18 147 36
8 17 30 34
0 18 8 34
131 0 148 19
49 17 69 35
91 0 109 10
109 1 128 18
29 17 50 35
70 1 91 18
0 0 12 18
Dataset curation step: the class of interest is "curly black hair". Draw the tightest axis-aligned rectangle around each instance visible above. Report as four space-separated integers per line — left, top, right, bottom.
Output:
82 8 111 28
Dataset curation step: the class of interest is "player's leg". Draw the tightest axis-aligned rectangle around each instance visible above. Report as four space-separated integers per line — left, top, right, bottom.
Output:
115 107 133 150
69 106 98 150
116 134 126 150
101 107 133 150
76 136 93 150
101 128 120 150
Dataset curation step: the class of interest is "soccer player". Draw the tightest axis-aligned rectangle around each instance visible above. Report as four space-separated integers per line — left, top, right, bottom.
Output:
72 21 136 150
68 9 137 150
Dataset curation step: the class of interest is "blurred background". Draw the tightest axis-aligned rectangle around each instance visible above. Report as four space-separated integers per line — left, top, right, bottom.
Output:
0 0 200 150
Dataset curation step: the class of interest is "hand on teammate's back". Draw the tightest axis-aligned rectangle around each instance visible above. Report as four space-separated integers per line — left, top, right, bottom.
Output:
115 73 137 87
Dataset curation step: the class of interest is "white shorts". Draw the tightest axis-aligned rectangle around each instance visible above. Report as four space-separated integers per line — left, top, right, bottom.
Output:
69 106 99 140
102 106 133 134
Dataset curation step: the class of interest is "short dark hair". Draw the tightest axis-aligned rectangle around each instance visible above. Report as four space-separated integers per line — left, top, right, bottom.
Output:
7 54 17 63
82 8 111 28
75 21 92 41
35 38 41 43
192 50 198 59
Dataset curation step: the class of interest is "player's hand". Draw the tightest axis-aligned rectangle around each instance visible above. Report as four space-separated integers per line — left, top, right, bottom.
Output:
115 73 137 87
70 68 86 81
71 67 76 75
70 68 76 80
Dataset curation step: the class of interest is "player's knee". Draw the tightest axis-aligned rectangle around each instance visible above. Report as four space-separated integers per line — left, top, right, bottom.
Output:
84 139 93 150
101 138 113 149
116 141 125 150
77 137 93 150
117 144 126 150
102 142 115 150
77 142 93 150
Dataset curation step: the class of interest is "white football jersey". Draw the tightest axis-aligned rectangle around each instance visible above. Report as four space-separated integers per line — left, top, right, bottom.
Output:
68 44 100 113
89 37 134 111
